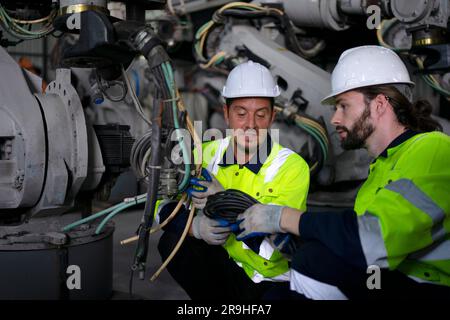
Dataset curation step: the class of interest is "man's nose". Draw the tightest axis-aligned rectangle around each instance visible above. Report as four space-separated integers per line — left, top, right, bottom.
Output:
246 114 256 129
331 110 341 126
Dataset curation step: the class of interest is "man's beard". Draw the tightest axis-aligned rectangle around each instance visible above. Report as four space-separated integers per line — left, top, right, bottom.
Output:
337 105 374 150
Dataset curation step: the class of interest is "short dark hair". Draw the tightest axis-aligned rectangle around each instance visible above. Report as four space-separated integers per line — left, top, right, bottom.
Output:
225 97 274 110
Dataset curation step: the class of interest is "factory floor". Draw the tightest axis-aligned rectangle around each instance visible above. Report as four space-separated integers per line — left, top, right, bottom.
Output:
111 207 190 300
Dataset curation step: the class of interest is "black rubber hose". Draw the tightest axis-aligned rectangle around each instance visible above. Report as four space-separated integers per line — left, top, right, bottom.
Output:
203 189 259 223
132 94 162 276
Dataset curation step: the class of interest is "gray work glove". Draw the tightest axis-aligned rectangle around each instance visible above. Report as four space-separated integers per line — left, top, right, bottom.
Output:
192 212 231 245
191 173 224 210
236 204 285 241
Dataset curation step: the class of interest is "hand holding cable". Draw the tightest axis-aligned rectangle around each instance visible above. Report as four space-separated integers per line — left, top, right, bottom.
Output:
236 204 285 241
190 170 224 209
192 211 231 245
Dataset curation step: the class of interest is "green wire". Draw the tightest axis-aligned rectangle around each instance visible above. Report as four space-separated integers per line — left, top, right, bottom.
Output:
62 203 123 232
296 120 329 162
194 5 261 60
0 6 53 39
296 121 327 153
422 75 450 97
62 195 147 232
162 62 191 191
95 198 146 234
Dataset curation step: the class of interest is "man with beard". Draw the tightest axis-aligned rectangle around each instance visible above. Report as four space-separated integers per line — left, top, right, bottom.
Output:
157 61 310 299
236 46 450 299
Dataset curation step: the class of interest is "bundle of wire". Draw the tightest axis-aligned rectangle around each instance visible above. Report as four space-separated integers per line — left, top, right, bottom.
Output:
203 189 293 255
292 113 329 174
0 5 56 40
130 129 153 180
194 2 285 69
203 189 258 225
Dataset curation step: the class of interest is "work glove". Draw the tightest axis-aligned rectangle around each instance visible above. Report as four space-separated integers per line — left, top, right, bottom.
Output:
191 172 224 209
192 211 231 245
236 204 285 241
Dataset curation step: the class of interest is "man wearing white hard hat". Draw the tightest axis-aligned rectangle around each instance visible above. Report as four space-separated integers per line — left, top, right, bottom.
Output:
236 46 450 299
158 61 310 299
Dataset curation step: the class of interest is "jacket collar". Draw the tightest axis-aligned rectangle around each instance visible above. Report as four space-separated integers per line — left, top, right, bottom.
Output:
218 135 273 174
377 129 420 159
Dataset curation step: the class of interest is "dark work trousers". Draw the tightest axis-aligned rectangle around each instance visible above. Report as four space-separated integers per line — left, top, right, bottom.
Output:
158 231 286 300
287 241 450 300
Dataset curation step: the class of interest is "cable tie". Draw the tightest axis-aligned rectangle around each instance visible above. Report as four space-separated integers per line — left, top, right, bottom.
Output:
163 96 180 103
124 196 139 204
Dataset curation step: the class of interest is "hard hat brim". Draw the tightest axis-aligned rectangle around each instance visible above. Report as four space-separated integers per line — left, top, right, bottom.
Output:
222 86 281 99
320 80 415 106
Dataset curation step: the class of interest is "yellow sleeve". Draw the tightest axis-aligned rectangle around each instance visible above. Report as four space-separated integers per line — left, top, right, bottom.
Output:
271 153 310 211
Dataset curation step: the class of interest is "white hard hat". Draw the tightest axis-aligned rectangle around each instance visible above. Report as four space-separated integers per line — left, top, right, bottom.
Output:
222 60 281 98
321 45 415 105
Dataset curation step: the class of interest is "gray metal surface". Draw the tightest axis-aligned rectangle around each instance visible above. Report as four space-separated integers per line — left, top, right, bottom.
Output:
283 0 349 30
80 121 106 191
0 47 46 210
31 69 89 218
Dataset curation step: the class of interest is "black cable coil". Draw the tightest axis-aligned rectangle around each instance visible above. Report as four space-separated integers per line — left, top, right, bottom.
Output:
203 189 259 223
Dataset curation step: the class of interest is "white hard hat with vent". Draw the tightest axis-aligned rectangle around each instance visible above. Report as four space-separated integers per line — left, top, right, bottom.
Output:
222 60 280 98
321 45 415 105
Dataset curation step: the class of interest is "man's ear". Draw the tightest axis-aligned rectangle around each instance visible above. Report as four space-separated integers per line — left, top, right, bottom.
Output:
373 94 389 118
223 104 230 125
271 106 277 123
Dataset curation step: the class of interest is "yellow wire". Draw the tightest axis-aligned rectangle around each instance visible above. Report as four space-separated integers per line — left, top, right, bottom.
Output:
200 51 226 69
376 19 396 50
196 2 284 62
11 10 56 24
309 162 318 172
296 116 328 143
416 57 440 86
218 2 265 13
150 204 196 281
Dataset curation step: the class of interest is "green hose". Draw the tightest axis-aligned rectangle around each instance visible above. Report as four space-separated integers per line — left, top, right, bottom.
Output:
162 62 191 191
95 198 146 234
62 194 146 232
62 203 122 232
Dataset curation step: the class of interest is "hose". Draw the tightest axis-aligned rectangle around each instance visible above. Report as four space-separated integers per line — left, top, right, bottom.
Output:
130 130 153 180
203 189 258 224
150 202 196 282
120 193 188 245
161 62 191 191
62 194 147 232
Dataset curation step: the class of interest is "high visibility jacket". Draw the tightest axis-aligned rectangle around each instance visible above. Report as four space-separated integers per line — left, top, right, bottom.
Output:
200 136 310 283
353 131 450 286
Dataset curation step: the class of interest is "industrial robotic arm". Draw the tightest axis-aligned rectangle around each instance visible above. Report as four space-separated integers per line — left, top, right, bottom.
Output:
0 0 201 298
1 0 450 299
